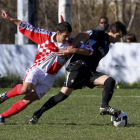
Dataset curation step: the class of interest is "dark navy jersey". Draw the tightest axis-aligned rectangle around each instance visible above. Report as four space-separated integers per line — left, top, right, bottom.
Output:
69 30 110 72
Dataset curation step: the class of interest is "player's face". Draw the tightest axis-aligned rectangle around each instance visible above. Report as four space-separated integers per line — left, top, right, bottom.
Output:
108 32 123 43
126 39 130 43
57 31 71 44
100 18 108 29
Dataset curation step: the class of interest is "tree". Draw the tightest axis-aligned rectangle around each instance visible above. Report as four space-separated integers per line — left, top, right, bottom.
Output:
0 0 140 44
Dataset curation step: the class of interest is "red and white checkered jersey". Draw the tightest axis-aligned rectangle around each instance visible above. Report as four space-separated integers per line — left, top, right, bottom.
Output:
19 21 94 75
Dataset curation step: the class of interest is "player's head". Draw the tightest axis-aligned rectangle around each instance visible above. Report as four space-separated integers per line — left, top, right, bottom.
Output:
99 17 109 29
56 21 72 44
108 21 127 43
126 33 137 42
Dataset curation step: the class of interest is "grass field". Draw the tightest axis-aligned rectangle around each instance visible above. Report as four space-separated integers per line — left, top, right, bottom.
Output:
0 88 140 140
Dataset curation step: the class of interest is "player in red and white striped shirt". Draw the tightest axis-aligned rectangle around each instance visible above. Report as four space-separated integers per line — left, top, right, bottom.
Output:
0 10 94 124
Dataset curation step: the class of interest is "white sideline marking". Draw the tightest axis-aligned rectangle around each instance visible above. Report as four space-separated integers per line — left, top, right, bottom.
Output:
46 94 140 98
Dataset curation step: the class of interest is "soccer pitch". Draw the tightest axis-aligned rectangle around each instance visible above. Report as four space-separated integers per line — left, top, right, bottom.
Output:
0 88 140 140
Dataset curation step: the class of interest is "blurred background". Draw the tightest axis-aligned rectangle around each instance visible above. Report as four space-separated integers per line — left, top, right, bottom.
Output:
0 0 140 88
0 0 140 44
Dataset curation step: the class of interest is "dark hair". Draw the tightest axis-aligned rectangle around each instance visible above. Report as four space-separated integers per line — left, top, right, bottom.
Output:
126 33 137 42
57 21 72 34
99 17 108 23
108 21 127 36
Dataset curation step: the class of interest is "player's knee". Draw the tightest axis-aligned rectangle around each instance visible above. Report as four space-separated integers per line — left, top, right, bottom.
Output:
23 99 31 105
21 86 32 94
104 77 116 89
23 92 39 105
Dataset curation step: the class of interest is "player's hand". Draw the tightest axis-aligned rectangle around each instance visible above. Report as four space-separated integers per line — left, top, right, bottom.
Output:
1 10 13 20
57 46 75 56
56 49 69 56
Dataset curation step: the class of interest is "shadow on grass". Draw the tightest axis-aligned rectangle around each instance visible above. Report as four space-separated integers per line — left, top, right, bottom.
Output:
46 122 112 126
4 123 140 127
44 123 140 127
127 124 140 127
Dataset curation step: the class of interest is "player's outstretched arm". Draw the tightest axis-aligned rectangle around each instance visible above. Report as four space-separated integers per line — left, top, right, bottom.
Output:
1 10 21 26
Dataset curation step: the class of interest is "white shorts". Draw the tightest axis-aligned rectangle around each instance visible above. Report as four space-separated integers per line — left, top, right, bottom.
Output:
24 66 55 99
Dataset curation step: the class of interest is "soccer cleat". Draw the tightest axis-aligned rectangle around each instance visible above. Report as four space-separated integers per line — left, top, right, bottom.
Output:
100 106 121 116
0 116 5 125
0 91 8 104
29 113 39 125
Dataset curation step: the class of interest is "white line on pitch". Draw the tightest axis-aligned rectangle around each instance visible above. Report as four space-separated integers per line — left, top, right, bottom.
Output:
46 94 140 98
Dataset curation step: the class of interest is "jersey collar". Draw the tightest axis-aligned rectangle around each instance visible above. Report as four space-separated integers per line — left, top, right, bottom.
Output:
50 32 57 43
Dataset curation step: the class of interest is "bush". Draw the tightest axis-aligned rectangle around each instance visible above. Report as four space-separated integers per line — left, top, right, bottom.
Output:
0 73 66 88
53 76 66 87
0 73 22 88
116 81 140 89
1 72 140 89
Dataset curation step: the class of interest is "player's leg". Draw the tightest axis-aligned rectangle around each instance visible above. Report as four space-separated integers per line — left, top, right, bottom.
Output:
91 73 121 116
0 88 39 125
0 82 34 123
29 70 85 124
0 68 42 124
0 68 36 104
29 87 73 124
0 82 35 105
94 75 114 106
0 84 23 104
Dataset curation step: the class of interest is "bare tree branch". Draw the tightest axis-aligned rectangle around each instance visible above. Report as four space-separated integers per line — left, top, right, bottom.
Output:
127 1 137 31
78 0 82 32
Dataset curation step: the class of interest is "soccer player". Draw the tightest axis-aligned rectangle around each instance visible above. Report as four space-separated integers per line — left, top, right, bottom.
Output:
29 21 127 125
126 33 137 42
0 10 94 124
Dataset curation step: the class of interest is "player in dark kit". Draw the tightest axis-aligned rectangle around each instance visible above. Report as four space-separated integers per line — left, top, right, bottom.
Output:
29 21 127 124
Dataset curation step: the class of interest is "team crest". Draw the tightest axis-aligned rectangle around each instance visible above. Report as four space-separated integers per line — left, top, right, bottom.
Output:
71 79 74 85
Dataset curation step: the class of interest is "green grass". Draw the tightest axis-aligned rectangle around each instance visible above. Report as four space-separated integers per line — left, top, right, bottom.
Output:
0 88 140 140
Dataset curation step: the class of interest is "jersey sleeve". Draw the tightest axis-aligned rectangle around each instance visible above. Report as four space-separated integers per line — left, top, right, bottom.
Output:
77 43 94 56
19 21 51 44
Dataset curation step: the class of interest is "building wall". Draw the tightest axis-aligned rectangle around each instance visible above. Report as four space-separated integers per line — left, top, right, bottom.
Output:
97 42 140 83
0 43 140 83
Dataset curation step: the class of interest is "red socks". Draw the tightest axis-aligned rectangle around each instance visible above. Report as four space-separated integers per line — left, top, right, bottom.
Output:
0 100 27 118
1 84 28 118
7 84 23 98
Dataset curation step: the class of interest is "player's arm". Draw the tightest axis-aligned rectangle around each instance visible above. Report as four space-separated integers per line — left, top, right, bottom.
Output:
57 31 90 56
68 30 96 48
64 31 90 55
1 10 21 25
57 47 90 56
66 30 96 55
71 31 90 48
75 44 94 56
66 47 90 56
57 43 94 56
1 10 47 44
57 31 94 56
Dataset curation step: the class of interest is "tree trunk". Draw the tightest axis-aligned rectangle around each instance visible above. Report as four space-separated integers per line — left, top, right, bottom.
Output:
127 1 137 32
78 0 82 32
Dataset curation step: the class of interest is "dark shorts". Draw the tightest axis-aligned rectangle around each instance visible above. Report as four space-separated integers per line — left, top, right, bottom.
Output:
63 70 105 90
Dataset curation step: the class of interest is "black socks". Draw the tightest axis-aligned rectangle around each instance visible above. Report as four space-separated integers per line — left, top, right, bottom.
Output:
101 77 116 108
34 92 68 118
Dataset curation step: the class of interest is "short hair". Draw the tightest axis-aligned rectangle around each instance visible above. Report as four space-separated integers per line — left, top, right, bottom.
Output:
99 17 108 23
108 21 127 36
57 22 72 34
126 33 137 42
